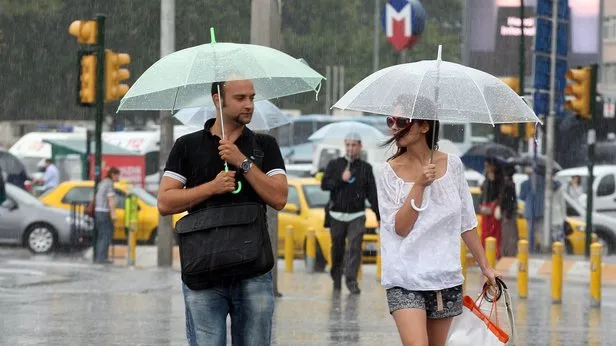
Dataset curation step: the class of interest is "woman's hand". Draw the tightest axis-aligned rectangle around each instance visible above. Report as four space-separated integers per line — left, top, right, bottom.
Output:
481 266 501 287
416 163 436 187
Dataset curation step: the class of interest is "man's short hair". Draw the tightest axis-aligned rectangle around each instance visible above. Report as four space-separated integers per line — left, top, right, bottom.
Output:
45 158 53 164
106 167 120 178
345 132 362 143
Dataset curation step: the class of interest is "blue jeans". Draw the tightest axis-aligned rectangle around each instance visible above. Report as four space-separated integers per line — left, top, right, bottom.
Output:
182 271 275 346
94 211 113 262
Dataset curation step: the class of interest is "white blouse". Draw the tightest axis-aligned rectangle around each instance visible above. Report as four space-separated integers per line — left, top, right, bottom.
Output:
377 154 478 291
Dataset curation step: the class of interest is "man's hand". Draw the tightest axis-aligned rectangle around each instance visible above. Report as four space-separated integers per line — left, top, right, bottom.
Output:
219 139 246 167
342 168 351 182
211 170 237 194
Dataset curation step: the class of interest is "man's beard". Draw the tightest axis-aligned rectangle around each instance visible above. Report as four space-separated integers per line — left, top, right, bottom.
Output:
233 113 252 126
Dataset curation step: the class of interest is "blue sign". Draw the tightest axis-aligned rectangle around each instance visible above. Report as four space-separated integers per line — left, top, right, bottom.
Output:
532 0 569 118
381 0 426 52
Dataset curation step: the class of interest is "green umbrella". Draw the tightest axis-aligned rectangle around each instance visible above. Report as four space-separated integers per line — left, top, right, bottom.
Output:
117 28 325 112
118 28 325 194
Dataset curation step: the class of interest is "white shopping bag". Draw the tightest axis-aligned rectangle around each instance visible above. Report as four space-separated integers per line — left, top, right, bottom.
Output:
446 278 516 346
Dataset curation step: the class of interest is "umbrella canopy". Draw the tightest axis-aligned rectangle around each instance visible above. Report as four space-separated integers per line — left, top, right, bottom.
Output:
173 100 291 131
508 153 562 175
118 28 325 112
308 121 386 145
332 46 540 125
461 143 519 173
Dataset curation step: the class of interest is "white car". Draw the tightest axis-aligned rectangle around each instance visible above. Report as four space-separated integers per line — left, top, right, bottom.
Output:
555 165 616 218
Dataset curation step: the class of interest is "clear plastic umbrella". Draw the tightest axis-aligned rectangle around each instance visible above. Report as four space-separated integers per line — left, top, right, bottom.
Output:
333 45 541 211
307 121 386 145
173 100 291 131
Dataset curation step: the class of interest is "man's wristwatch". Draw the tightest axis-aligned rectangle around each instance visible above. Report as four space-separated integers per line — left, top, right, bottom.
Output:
239 158 253 174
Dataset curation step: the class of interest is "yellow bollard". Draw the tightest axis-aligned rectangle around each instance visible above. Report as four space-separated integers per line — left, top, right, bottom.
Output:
376 236 382 281
284 225 294 273
590 242 602 308
460 242 467 291
485 237 497 269
551 241 563 304
306 228 316 273
518 239 529 299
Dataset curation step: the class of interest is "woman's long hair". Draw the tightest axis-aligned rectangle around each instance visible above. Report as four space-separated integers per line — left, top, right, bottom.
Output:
383 95 440 161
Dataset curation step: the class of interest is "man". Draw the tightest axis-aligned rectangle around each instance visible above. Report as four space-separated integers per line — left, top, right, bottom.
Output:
321 132 380 294
519 167 545 252
0 166 6 205
157 78 287 346
94 166 120 264
38 158 59 192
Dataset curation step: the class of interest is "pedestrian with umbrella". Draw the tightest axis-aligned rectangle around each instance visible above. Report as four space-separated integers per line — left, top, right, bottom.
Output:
333 45 540 345
119 29 325 346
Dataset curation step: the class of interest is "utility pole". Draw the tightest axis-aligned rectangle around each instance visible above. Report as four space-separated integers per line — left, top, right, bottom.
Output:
373 0 380 72
157 0 175 267
586 64 599 257
251 0 283 296
518 0 526 147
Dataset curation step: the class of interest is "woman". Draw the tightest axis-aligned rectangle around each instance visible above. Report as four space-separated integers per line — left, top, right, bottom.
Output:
479 158 503 259
567 175 584 200
500 164 519 257
377 97 500 346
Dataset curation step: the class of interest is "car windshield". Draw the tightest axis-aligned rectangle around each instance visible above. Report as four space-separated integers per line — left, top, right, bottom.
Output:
6 183 43 206
130 187 157 206
302 184 330 208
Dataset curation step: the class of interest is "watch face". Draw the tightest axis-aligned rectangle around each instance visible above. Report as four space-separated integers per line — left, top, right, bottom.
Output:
241 160 251 172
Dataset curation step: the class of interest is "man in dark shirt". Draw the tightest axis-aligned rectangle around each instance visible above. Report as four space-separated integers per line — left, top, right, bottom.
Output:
157 78 287 346
321 132 380 295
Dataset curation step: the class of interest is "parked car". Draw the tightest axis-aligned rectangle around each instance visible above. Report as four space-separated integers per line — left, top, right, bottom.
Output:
278 177 379 271
39 181 185 244
563 192 616 255
0 183 93 253
555 165 616 218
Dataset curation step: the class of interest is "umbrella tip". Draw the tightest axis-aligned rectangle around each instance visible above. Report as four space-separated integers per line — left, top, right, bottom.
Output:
210 27 216 43
437 45 442 61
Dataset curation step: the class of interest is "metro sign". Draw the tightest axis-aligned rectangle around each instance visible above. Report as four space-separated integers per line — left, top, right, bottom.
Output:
381 0 426 51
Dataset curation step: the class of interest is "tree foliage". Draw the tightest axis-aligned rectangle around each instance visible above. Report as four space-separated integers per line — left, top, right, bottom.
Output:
0 0 461 122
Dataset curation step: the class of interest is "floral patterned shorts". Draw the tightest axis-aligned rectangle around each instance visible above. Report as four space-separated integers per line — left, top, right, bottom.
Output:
386 285 463 319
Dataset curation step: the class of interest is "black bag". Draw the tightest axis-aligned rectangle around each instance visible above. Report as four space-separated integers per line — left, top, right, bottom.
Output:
175 202 274 289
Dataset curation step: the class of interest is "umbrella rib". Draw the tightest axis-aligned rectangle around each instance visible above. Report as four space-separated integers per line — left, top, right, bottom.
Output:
457 68 495 126
410 63 434 121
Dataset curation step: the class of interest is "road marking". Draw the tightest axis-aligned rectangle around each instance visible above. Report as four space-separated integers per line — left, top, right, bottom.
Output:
6 260 102 269
0 268 45 276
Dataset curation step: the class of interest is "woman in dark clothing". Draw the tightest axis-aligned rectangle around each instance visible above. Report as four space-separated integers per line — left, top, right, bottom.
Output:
500 164 519 257
479 158 503 258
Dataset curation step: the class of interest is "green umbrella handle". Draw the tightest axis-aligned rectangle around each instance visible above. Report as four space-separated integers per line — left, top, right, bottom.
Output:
225 164 242 194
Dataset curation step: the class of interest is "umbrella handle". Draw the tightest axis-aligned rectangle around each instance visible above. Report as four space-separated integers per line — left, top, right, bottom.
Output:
411 188 430 211
225 164 242 194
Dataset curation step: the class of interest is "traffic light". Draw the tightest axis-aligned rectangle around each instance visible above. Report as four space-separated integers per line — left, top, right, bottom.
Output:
565 66 592 119
500 76 521 95
69 20 98 45
500 124 519 137
104 49 131 102
78 52 97 105
499 77 521 137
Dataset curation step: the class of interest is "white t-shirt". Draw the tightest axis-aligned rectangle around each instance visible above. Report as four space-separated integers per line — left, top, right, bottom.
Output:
377 154 478 291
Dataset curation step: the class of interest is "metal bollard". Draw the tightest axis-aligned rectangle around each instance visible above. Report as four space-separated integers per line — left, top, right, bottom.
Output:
306 228 316 273
284 225 294 273
376 236 382 281
485 236 497 269
128 220 137 266
551 242 563 304
460 242 467 291
590 242 602 308
518 239 529 299
125 194 138 267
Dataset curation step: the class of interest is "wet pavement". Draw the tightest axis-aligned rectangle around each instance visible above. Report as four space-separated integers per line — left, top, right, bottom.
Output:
0 247 615 345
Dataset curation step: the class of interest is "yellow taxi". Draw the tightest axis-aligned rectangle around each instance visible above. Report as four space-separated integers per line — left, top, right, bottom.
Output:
39 181 185 244
278 177 379 270
468 187 588 255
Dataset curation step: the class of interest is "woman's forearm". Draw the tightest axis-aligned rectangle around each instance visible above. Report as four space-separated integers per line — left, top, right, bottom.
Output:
394 184 426 237
462 229 490 270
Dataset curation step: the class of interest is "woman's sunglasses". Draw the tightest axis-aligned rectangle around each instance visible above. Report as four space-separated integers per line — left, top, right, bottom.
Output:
386 116 412 129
